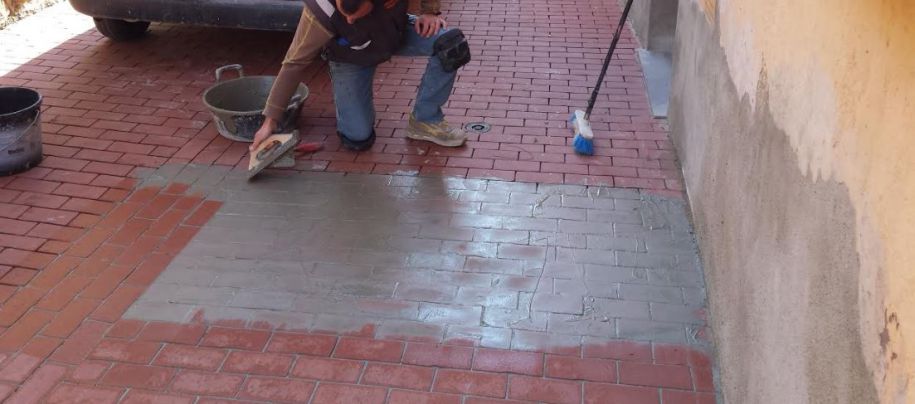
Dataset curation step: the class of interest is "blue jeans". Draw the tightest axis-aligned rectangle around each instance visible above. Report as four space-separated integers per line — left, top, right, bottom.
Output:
328 15 457 141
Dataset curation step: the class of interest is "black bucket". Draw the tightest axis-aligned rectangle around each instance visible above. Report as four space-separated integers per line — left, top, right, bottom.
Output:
0 87 43 176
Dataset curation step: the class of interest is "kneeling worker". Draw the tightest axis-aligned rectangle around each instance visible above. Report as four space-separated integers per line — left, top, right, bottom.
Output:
251 0 472 152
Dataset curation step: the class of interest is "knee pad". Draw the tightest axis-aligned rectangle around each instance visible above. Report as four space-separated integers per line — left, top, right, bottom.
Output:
337 129 375 151
434 29 471 73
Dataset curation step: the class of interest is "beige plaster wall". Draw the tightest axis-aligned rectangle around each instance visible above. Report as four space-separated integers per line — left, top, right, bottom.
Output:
669 0 914 402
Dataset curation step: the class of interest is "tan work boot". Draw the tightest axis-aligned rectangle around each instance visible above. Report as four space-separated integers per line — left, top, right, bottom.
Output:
406 115 468 147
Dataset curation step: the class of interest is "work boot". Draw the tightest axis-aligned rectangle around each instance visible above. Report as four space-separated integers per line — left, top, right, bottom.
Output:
406 115 467 147
337 130 375 151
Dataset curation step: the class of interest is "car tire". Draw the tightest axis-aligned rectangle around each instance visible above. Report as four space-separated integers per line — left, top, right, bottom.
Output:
93 18 150 41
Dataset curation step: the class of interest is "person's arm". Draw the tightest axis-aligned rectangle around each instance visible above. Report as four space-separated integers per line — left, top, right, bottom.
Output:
263 7 333 121
252 7 332 151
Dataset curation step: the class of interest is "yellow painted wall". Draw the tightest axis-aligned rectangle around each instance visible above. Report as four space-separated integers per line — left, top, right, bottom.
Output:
704 0 914 401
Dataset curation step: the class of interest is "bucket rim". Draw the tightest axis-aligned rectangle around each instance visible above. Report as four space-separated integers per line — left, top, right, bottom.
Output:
201 76 307 116
0 86 42 119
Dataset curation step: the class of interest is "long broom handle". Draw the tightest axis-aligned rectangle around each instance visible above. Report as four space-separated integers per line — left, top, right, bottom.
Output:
585 0 635 120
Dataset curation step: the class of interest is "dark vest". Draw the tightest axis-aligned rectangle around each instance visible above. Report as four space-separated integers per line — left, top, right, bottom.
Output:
304 0 408 66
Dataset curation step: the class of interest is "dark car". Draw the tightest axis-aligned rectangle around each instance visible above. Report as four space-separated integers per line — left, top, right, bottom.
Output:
68 0 304 40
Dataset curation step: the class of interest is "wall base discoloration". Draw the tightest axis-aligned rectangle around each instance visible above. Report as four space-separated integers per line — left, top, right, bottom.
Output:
670 2 880 402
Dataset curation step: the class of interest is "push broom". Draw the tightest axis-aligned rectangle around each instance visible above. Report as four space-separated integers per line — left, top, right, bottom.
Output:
570 0 635 155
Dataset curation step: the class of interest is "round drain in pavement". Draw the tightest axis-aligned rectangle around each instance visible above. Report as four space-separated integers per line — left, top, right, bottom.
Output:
464 122 491 134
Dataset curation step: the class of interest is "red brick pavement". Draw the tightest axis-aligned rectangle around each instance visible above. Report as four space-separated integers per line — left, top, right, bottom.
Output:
0 1 707 402
0 0 681 196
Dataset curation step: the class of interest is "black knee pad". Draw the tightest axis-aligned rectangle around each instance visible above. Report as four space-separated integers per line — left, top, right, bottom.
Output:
434 29 471 73
337 130 375 151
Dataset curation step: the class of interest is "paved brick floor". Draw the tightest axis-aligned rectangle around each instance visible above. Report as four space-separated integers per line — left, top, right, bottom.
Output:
0 0 715 403
1 0 680 195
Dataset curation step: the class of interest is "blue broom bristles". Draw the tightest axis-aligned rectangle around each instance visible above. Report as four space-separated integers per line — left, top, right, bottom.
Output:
573 133 594 155
570 111 594 156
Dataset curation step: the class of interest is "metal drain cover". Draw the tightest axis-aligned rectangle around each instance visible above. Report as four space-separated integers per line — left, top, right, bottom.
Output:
464 122 491 134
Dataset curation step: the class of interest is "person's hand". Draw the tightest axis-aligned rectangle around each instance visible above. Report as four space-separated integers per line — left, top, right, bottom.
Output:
250 118 278 152
384 0 398 9
415 14 446 38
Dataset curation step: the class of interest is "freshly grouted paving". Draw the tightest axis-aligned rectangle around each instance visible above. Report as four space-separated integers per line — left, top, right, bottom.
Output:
127 164 708 351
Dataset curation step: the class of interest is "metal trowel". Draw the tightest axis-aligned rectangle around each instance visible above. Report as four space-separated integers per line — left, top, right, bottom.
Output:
247 131 299 180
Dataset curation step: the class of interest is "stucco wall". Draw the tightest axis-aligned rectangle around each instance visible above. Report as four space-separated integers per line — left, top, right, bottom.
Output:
626 0 677 53
669 0 914 403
